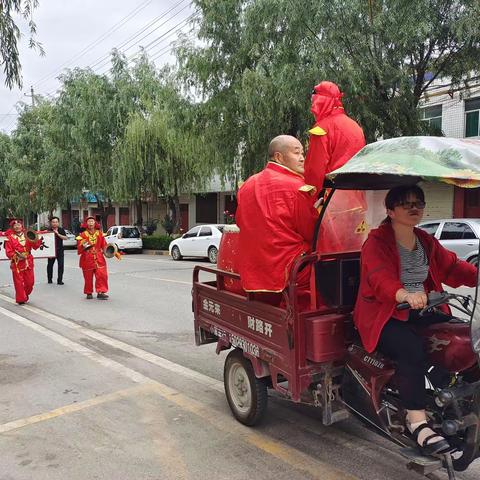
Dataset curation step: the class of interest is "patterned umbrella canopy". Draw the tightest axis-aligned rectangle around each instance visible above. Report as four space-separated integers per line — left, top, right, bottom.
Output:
327 136 480 190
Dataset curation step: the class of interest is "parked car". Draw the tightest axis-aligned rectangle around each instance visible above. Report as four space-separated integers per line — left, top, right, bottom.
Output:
63 229 77 248
418 218 480 265
105 225 143 253
169 225 225 263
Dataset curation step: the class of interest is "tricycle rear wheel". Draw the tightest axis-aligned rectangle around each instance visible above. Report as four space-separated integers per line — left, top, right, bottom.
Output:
224 349 268 426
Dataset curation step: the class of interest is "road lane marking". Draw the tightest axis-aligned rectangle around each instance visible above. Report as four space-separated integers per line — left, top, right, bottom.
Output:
125 273 191 285
0 383 157 434
151 382 356 480
0 303 356 479
0 306 150 385
0 294 223 392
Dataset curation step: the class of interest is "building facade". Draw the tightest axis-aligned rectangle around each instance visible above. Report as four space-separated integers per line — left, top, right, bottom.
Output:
419 77 480 220
38 177 237 234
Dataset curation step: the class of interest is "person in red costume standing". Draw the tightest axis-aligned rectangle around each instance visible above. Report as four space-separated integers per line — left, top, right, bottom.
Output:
4 219 42 304
236 135 319 303
77 216 109 300
305 81 367 253
305 81 366 189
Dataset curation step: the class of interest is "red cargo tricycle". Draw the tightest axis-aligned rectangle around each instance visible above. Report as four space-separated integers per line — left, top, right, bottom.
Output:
192 137 480 478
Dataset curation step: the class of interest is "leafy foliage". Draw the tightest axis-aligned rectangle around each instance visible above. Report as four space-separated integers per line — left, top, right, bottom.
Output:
0 0 44 88
178 0 480 176
142 234 173 250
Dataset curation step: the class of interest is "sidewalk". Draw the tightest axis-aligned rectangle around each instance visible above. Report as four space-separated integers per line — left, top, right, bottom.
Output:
142 249 170 256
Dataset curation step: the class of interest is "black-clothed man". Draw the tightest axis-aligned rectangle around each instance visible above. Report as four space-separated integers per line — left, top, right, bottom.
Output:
47 217 68 285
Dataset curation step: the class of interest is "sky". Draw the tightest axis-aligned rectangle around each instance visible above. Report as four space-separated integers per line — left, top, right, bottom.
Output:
0 0 196 133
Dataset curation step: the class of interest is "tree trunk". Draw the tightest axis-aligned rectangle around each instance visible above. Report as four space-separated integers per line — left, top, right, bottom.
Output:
135 197 143 226
66 199 72 230
94 195 108 231
167 195 181 234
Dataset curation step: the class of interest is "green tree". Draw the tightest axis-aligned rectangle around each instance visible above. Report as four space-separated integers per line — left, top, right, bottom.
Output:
178 0 480 177
0 0 44 88
7 100 51 217
54 68 119 225
113 81 205 232
0 132 13 227
7 98 83 221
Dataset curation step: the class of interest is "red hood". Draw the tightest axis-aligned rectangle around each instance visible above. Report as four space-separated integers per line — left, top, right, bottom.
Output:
311 81 344 122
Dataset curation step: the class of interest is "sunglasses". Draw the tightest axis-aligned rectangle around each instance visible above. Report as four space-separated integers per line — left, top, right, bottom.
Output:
396 201 426 210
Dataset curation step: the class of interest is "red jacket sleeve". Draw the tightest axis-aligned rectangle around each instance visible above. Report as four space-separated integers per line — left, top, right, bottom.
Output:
362 237 404 303
30 238 42 250
294 190 319 245
432 237 478 287
77 235 87 255
5 238 15 260
98 234 107 250
305 134 329 192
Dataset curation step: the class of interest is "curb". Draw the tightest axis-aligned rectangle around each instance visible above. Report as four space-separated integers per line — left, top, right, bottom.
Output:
142 249 170 256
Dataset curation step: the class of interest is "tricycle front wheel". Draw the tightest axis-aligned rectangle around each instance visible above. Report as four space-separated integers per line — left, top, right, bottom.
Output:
224 349 268 426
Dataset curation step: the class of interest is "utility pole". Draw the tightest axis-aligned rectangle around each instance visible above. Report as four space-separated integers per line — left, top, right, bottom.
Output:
24 86 35 107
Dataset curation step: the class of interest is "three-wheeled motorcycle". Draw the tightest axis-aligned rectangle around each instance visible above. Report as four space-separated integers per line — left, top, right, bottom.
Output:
192 136 480 479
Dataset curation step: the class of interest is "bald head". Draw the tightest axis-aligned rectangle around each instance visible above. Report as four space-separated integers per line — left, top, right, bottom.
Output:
268 135 305 175
268 135 298 158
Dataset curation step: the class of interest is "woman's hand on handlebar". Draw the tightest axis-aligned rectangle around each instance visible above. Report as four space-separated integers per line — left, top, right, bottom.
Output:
396 289 427 310
404 292 428 309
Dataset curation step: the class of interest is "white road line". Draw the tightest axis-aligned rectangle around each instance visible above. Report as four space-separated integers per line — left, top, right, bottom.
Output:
0 306 150 385
125 273 192 285
0 294 223 392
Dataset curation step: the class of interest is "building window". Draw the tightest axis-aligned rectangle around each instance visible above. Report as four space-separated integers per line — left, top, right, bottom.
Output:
465 97 480 137
420 105 442 130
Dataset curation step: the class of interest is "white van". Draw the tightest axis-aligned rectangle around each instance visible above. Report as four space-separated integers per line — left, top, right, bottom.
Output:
105 225 143 253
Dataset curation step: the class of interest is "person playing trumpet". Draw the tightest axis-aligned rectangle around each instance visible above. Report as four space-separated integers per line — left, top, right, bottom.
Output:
76 216 109 300
4 219 43 304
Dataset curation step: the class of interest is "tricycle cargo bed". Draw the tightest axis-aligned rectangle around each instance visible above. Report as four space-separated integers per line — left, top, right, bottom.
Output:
192 260 357 402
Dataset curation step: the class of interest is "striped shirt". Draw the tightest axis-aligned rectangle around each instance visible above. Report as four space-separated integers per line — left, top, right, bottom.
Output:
397 236 429 293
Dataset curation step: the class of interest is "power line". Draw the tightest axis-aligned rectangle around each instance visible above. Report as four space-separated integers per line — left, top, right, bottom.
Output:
2 1 197 131
32 0 155 90
125 11 198 63
95 11 199 76
87 0 191 72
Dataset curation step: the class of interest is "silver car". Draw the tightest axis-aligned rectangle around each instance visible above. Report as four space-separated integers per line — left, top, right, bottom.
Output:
418 219 480 266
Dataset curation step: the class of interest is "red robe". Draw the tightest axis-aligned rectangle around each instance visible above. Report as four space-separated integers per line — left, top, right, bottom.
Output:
77 229 109 294
304 109 366 191
236 162 319 292
4 231 42 303
305 110 367 254
354 223 477 353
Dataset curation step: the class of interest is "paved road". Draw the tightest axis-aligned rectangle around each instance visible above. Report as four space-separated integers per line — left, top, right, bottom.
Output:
0 251 478 479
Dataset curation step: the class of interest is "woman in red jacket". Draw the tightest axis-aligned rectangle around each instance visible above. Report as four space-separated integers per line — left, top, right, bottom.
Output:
354 185 477 455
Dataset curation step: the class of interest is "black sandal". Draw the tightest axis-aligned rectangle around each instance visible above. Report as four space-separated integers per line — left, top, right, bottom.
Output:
411 423 451 456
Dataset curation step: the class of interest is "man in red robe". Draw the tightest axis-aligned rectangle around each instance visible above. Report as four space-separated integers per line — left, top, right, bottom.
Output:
236 135 319 301
305 81 367 253
4 219 42 304
77 217 109 299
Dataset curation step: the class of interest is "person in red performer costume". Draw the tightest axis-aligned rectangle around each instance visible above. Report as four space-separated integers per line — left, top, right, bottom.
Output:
77 217 109 300
4 219 42 304
236 135 319 307
305 81 366 189
305 81 368 253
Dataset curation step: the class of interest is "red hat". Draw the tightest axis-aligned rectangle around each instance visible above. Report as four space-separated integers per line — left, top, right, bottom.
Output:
81 216 101 230
9 219 23 227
